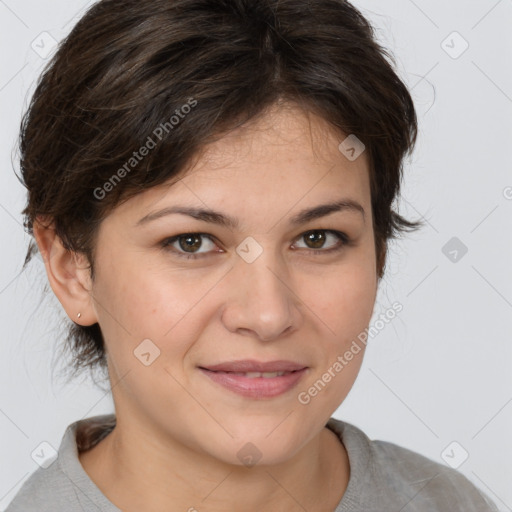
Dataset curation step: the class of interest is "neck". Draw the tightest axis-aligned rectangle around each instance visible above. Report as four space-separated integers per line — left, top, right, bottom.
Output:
78 415 349 512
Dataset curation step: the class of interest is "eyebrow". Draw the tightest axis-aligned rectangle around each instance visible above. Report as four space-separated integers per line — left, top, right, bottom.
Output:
136 199 365 229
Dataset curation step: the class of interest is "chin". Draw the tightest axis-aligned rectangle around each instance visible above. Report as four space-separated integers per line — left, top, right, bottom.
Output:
202 417 311 467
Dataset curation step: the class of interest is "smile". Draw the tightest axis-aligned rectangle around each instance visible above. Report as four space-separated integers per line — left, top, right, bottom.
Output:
198 364 308 399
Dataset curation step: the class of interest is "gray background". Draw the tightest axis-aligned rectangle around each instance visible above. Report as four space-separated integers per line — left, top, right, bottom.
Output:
1 0 511 509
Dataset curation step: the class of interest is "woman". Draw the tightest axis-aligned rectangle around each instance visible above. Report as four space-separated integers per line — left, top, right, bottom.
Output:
7 0 499 510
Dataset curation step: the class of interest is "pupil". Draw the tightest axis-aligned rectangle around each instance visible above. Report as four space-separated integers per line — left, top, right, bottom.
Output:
306 231 325 249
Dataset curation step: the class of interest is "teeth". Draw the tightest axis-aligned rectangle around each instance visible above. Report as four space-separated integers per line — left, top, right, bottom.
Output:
233 371 287 378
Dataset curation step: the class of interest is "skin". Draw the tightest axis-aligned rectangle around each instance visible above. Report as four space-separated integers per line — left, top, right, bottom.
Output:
34 101 383 512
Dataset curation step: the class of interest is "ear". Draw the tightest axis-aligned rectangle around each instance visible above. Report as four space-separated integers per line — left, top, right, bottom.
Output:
33 216 98 326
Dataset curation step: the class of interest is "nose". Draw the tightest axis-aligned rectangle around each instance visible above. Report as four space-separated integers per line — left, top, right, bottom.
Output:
220 243 302 342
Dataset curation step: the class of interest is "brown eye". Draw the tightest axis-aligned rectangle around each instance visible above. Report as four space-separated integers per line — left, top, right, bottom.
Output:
304 231 327 249
293 230 348 253
178 234 203 253
161 233 218 259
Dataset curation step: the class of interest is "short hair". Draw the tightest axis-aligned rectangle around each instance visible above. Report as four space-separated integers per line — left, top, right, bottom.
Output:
18 0 422 376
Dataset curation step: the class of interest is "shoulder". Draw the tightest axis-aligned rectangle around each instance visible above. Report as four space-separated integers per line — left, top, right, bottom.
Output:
5 457 79 512
327 418 499 512
5 414 118 512
369 437 497 511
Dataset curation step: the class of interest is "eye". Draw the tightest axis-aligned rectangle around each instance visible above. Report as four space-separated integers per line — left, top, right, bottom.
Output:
292 230 348 253
161 229 349 260
161 233 220 259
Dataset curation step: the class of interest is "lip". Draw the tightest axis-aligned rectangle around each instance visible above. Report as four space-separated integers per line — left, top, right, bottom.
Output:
198 360 308 399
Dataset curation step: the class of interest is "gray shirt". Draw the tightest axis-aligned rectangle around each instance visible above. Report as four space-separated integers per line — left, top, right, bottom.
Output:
5 414 499 511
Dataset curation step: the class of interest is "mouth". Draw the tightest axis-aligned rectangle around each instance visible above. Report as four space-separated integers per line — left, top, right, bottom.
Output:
198 360 308 398
205 370 296 378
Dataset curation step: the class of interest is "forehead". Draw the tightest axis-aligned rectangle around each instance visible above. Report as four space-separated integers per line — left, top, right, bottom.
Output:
189 102 366 174
109 103 371 223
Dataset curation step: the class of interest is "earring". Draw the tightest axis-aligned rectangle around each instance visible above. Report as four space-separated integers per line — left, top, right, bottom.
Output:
77 312 82 318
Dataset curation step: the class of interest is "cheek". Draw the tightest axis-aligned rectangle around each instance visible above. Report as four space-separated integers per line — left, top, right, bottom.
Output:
295 266 374 417
296 248 377 403
95 253 196 334
93 256 226 374
306 258 377 339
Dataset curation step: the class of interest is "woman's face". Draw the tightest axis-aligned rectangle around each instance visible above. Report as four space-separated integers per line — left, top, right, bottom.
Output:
88 103 378 465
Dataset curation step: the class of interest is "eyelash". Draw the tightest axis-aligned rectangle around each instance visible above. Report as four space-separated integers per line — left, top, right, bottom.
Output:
160 230 350 260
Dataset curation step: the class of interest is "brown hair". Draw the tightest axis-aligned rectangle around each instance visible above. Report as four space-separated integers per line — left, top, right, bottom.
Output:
18 0 422 376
